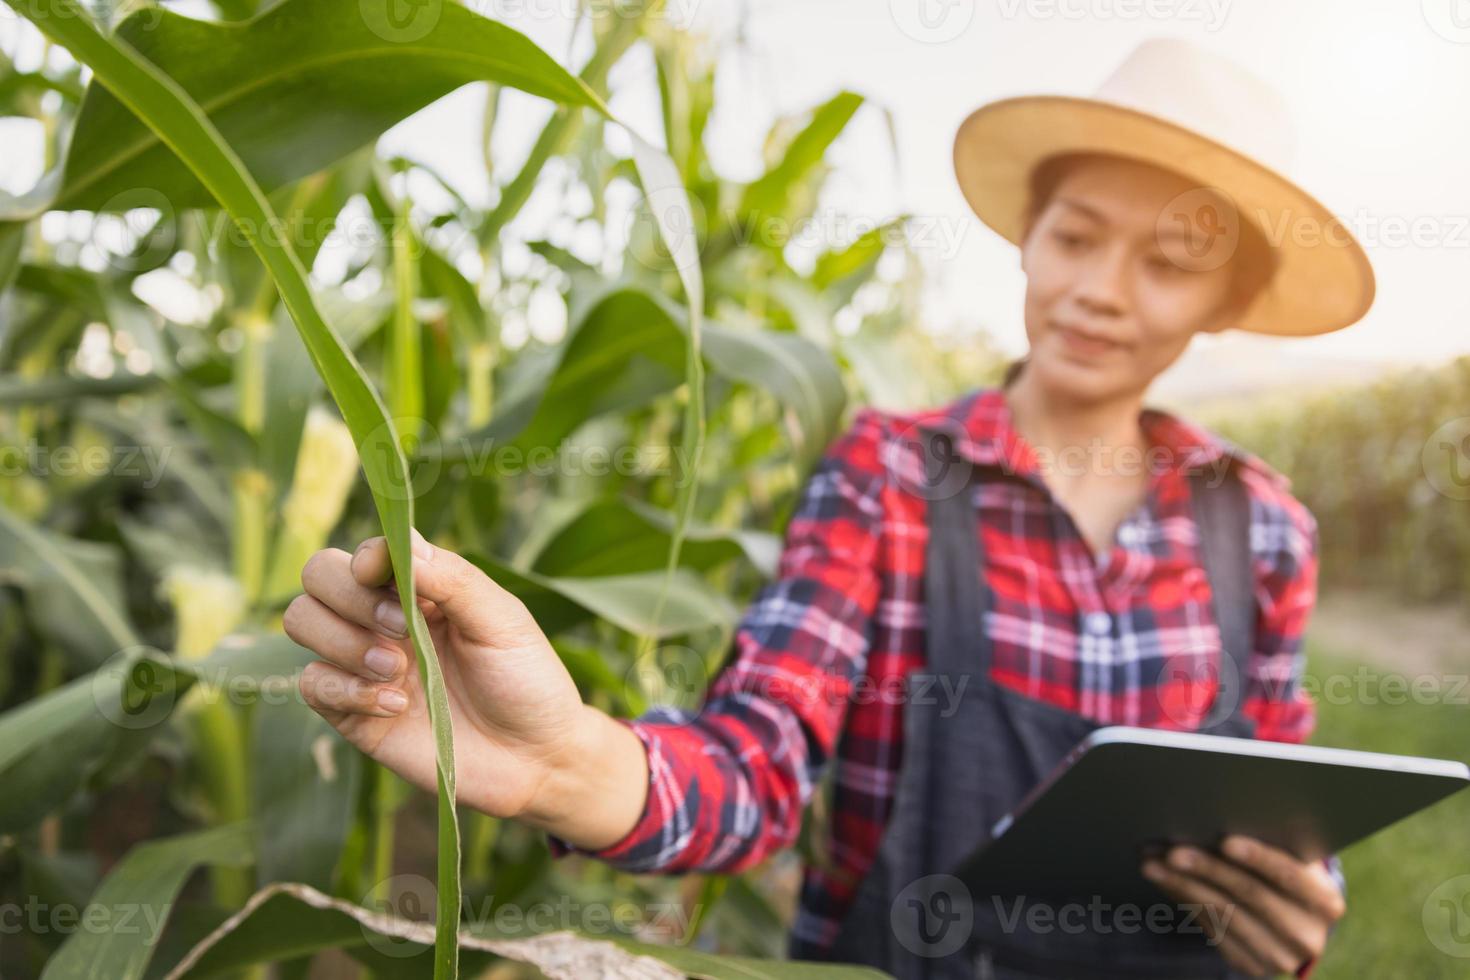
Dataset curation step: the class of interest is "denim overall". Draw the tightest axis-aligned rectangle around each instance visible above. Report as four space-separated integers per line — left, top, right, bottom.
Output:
821 427 1258 979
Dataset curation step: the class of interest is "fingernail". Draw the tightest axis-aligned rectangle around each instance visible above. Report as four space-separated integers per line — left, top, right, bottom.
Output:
1223 836 1250 860
1142 861 1163 881
409 528 431 561
375 600 407 637
1171 848 1196 870
363 647 399 680
378 689 408 713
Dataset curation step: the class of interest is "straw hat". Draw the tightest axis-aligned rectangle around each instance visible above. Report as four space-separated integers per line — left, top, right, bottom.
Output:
952 37 1375 337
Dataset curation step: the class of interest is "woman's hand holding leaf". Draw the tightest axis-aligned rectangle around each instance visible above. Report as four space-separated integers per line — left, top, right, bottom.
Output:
286 530 650 849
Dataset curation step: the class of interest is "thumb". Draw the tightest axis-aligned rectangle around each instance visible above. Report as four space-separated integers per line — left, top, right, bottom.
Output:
408 528 542 646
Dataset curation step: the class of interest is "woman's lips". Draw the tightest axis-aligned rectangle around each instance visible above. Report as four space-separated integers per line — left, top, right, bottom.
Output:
1054 323 1127 357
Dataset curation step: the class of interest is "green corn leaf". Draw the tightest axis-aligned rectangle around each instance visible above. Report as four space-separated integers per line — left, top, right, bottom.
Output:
529 497 779 580
739 91 864 227
0 635 311 831
251 698 363 892
40 823 256 980
439 285 839 474
0 501 141 670
467 555 737 640
50 0 608 212
7 2 466 973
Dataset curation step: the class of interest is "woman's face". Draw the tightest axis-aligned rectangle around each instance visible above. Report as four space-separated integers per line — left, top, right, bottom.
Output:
1017 155 1247 404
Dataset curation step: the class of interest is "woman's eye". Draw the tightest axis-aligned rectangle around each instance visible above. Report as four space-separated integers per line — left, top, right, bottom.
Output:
1052 230 1088 250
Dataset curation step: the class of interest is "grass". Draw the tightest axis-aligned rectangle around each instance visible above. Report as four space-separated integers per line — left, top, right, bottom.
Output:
1305 643 1470 979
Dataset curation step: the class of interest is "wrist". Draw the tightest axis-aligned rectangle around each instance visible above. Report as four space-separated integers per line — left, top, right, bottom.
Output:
520 705 650 851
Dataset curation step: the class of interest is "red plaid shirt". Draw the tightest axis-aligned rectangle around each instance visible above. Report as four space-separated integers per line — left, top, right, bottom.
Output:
548 386 1327 961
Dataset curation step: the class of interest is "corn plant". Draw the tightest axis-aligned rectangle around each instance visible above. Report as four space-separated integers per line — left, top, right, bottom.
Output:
1210 356 1470 605
0 1 969 976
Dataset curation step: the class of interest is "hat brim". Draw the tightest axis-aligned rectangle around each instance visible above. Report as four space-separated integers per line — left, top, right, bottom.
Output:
952 96 1375 337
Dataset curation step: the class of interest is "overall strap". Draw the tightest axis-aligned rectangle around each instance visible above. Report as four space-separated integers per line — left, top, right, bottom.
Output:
1186 466 1257 733
920 426 990 679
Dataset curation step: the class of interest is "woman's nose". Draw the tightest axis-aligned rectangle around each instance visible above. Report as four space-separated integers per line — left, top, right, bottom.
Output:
1073 244 1130 317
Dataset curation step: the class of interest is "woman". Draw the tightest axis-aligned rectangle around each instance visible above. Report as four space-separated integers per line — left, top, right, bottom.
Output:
282 38 1374 979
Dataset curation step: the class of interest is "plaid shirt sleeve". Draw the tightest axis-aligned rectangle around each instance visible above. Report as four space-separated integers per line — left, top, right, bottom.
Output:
544 409 888 871
1234 469 1346 978
1238 466 1320 745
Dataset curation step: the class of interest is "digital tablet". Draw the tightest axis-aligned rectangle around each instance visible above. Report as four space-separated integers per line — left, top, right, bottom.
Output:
953 726 1470 904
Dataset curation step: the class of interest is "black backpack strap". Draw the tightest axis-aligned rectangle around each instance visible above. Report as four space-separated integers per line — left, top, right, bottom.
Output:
1187 465 1258 735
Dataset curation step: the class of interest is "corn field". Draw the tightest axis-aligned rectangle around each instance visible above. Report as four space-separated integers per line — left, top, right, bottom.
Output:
1211 356 1470 605
0 1 999 976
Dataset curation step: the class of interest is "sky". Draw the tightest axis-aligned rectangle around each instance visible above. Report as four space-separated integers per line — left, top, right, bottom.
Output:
4 0 1469 400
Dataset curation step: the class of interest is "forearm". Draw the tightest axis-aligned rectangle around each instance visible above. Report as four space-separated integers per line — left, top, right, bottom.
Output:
517 704 650 850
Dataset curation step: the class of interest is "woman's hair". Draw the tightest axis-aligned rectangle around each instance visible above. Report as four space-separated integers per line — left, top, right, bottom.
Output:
1018 151 1279 319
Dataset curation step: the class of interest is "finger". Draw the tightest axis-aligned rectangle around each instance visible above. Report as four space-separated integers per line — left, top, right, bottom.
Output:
350 536 395 588
1222 836 1346 922
300 661 409 718
1143 860 1306 977
1164 846 1318 962
302 548 407 640
1213 933 1272 978
284 595 408 682
407 529 541 646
